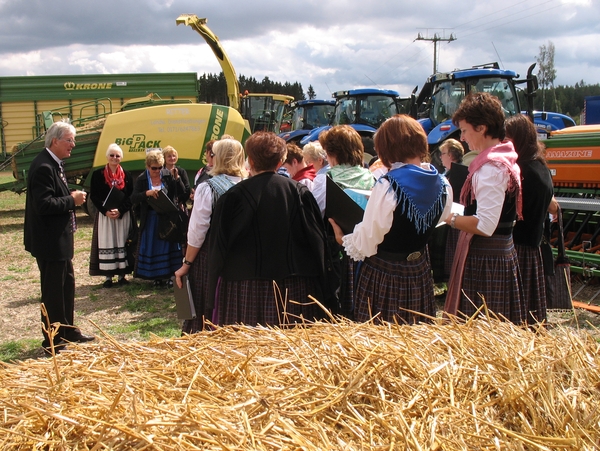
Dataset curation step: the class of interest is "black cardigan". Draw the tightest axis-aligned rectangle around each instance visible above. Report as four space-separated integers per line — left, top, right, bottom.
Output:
207 172 328 314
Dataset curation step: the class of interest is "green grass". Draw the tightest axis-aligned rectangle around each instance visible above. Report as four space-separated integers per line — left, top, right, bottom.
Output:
0 175 25 211
106 317 180 340
0 339 40 362
122 295 177 314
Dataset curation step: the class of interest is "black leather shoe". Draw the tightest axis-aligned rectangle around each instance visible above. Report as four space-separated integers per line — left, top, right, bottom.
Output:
118 277 129 286
103 279 113 288
67 332 96 343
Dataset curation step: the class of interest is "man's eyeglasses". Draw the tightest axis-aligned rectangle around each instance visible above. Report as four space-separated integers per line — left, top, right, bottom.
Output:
149 166 162 171
61 138 76 145
109 154 121 158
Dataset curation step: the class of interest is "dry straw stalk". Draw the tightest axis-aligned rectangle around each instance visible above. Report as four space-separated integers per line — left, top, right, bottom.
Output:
1 316 599 450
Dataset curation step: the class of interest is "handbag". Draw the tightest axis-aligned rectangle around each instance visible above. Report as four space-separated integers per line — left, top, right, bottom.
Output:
546 205 573 309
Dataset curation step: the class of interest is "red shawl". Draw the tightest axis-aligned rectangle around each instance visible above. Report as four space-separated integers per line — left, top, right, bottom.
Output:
104 164 125 190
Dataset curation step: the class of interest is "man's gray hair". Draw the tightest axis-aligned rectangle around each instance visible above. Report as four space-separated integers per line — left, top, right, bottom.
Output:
45 120 76 148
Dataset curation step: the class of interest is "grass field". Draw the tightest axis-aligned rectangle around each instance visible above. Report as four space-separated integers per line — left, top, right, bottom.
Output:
0 171 181 361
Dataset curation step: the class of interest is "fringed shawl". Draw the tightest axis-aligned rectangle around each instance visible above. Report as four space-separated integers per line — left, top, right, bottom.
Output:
460 141 523 220
383 164 445 234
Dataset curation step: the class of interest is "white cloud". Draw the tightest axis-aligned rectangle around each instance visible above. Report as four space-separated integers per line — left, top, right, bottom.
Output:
0 0 598 101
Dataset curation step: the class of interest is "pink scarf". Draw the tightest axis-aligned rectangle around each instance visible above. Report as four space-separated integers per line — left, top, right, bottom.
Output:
460 140 523 220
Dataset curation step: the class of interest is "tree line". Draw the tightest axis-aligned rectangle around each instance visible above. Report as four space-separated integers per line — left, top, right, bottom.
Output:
530 81 600 124
198 73 306 105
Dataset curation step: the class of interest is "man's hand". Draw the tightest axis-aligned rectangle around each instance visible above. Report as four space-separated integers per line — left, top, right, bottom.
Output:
71 190 87 207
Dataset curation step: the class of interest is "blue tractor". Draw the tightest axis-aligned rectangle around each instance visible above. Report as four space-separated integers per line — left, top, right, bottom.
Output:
414 62 575 169
299 88 414 148
278 99 336 145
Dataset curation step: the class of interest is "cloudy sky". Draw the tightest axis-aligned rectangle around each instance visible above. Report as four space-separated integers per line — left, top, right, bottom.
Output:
0 0 597 100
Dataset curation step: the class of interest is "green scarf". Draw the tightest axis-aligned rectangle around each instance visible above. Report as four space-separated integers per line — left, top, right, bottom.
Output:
327 164 375 190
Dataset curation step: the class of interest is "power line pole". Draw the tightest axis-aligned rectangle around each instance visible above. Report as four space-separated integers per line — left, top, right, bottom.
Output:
416 30 456 74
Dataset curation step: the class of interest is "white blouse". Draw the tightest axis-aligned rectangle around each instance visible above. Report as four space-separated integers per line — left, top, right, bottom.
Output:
342 163 452 261
187 175 242 249
471 162 510 237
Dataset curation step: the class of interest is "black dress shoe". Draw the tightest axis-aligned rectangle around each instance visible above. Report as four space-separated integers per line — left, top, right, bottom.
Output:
118 277 129 286
67 332 96 343
103 279 113 288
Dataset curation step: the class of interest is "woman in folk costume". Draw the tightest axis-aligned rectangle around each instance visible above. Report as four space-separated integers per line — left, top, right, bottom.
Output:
329 115 452 324
89 143 135 287
316 125 375 318
506 114 555 324
174 138 247 333
207 132 330 327
444 92 525 324
130 150 184 287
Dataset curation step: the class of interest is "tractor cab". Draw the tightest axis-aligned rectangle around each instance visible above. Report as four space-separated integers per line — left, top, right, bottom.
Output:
299 88 411 146
279 99 335 144
240 93 294 133
417 64 521 143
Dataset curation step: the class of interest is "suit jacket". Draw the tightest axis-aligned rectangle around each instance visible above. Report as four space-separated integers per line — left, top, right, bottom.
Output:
24 148 76 261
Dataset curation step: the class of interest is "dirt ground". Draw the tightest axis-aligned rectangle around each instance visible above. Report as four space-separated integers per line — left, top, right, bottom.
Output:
0 204 179 355
1 195 599 358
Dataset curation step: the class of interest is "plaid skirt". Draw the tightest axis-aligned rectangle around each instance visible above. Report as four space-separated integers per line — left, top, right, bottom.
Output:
459 234 525 324
182 241 210 334
354 250 435 325
515 244 547 324
444 227 461 279
215 276 326 327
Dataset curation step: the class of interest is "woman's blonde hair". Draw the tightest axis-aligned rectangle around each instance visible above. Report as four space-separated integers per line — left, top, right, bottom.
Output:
145 150 164 168
162 145 178 159
210 138 247 178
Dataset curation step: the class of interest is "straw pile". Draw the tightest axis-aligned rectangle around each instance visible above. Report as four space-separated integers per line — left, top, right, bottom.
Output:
1 316 599 450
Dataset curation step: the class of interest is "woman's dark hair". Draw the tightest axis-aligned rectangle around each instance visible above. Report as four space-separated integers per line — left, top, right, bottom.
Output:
284 143 303 164
245 131 287 173
505 114 546 164
205 140 216 158
452 92 506 140
374 114 429 167
318 125 364 166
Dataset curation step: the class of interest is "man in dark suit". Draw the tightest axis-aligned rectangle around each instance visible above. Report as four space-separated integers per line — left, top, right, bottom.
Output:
24 120 95 354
